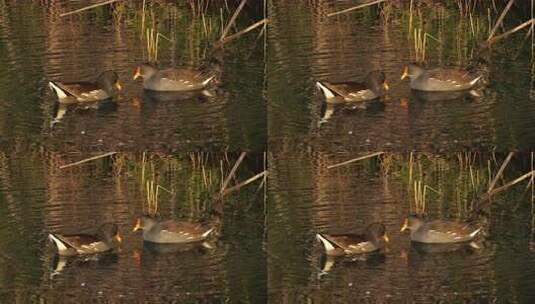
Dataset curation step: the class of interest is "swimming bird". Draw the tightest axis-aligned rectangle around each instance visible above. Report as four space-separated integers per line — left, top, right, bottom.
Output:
132 216 216 244
400 214 482 243
133 63 216 92
400 64 482 92
316 223 389 256
48 223 122 256
316 71 389 104
48 71 121 103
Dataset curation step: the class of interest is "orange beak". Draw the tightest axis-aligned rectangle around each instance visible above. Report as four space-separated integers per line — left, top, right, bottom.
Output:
383 233 390 243
400 218 409 232
132 218 142 232
115 81 122 91
383 81 390 90
400 66 409 80
133 67 142 80
115 234 122 243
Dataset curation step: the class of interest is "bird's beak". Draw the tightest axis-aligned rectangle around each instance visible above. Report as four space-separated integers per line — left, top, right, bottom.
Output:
383 233 390 243
133 67 141 80
383 81 390 90
400 218 409 232
115 234 122 243
115 81 122 91
400 66 409 80
132 218 142 232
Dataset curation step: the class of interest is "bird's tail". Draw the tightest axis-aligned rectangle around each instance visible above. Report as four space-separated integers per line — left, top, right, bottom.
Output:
316 233 336 253
48 234 68 252
202 227 216 238
48 81 68 99
469 227 482 239
469 75 483 87
316 81 335 99
202 75 216 86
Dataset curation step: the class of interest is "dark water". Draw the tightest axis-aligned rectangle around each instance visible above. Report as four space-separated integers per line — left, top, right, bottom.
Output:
0 1 266 152
3 1 535 303
268 2 535 152
0 153 266 303
268 152 535 303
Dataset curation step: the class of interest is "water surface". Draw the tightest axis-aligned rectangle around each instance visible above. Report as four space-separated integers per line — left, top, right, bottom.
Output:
268 152 535 303
268 2 535 152
0 1 266 152
0 152 266 303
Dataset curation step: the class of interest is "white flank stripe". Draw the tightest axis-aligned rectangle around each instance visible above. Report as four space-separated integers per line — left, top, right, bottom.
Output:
202 227 215 238
202 75 215 86
48 82 68 99
316 82 335 99
469 227 482 238
316 234 335 253
470 76 482 86
48 234 68 252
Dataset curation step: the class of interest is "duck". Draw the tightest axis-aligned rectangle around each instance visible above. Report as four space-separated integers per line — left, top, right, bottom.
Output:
132 216 216 244
400 214 482 243
48 223 122 256
48 71 122 103
133 63 216 92
316 223 389 256
316 71 389 104
400 64 482 91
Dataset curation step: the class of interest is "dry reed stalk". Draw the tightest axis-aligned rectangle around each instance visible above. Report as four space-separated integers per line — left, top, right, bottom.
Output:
488 152 514 193
146 179 158 215
487 160 492 189
141 0 146 39
409 152 414 185
413 180 424 213
202 162 208 188
409 0 414 33
327 0 387 17
216 18 269 47
413 29 440 62
220 171 267 197
60 0 124 17
485 19 535 47
488 0 515 41
146 27 159 62
60 152 117 169
414 28 427 62
530 153 535 243
220 8 225 36
220 0 247 41
470 170 535 220
221 152 247 193
146 27 173 63
141 152 147 184
327 152 385 169
530 0 535 62
487 171 534 199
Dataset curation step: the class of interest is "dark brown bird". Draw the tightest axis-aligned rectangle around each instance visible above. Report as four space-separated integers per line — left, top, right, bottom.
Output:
48 223 122 256
316 71 389 104
316 223 389 256
48 71 122 103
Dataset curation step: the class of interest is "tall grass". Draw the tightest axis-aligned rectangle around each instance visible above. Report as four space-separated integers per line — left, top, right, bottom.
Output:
341 0 534 65
108 153 262 220
133 0 232 65
368 153 531 219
